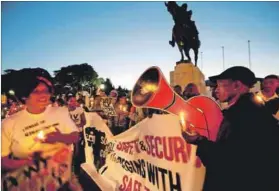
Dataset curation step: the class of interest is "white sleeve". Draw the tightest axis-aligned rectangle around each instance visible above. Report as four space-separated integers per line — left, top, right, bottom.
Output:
1 118 14 157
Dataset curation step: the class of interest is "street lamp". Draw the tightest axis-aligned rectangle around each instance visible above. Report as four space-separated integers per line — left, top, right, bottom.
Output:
248 40 251 69
8 90 15 96
8 89 20 103
221 46 225 71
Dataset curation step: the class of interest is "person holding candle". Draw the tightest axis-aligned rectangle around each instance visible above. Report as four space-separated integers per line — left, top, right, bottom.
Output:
113 94 130 135
1 68 79 189
182 66 279 191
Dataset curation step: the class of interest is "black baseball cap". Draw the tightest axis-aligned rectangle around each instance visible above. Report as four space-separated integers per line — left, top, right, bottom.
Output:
209 66 256 88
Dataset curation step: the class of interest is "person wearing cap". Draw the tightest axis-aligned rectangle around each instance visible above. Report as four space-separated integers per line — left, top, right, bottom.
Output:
182 66 279 191
1 68 80 190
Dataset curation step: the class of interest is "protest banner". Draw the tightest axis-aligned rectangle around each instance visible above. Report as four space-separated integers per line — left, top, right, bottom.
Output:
1 147 72 191
100 97 117 117
82 113 207 191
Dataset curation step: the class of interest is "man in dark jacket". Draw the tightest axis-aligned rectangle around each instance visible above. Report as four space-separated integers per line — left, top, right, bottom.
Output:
182 66 279 191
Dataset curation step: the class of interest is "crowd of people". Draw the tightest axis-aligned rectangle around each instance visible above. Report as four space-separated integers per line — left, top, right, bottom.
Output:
1 66 279 191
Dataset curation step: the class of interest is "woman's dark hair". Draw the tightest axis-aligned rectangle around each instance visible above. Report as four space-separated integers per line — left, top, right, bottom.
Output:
13 68 54 103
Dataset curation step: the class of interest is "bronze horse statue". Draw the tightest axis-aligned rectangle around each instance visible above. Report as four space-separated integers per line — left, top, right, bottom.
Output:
165 1 201 66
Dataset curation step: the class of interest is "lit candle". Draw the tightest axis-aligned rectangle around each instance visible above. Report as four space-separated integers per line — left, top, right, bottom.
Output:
29 130 45 150
36 130 45 140
179 112 186 132
122 106 127 112
254 95 264 104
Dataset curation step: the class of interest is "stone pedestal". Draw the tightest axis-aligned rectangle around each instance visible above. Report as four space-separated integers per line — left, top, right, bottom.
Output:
170 62 206 94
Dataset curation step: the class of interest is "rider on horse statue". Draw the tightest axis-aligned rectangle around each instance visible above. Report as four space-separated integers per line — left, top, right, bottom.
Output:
165 1 201 66
169 3 199 47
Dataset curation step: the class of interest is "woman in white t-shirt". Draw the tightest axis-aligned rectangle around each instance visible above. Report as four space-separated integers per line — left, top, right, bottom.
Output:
1 69 79 184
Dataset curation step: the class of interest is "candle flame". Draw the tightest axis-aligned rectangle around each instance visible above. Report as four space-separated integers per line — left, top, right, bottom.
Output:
123 106 127 112
37 131 45 140
179 112 186 131
254 95 264 104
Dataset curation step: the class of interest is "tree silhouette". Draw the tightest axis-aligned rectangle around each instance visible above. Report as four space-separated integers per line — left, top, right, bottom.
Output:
54 63 98 93
1 63 122 98
103 78 114 95
116 86 130 97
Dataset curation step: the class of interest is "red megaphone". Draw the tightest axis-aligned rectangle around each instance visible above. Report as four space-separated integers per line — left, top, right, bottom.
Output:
131 66 223 141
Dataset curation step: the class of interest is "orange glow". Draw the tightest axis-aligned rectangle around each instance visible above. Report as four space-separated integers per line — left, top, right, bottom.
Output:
141 83 158 94
254 95 264 104
122 106 127 112
37 130 45 140
179 112 186 131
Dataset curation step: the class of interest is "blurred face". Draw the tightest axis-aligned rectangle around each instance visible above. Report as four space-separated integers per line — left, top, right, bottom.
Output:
215 79 236 103
26 83 51 111
174 87 182 95
111 97 117 105
119 97 127 104
211 86 218 100
100 91 106 97
183 84 199 97
188 85 199 95
52 102 59 107
110 92 118 98
262 78 278 94
68 97 77 108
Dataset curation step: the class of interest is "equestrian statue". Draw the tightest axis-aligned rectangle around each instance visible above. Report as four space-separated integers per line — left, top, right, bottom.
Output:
165 1 201 66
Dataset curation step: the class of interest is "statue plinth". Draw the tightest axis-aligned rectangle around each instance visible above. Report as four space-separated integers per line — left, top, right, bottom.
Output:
176 60 192 65
170 61 206 94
